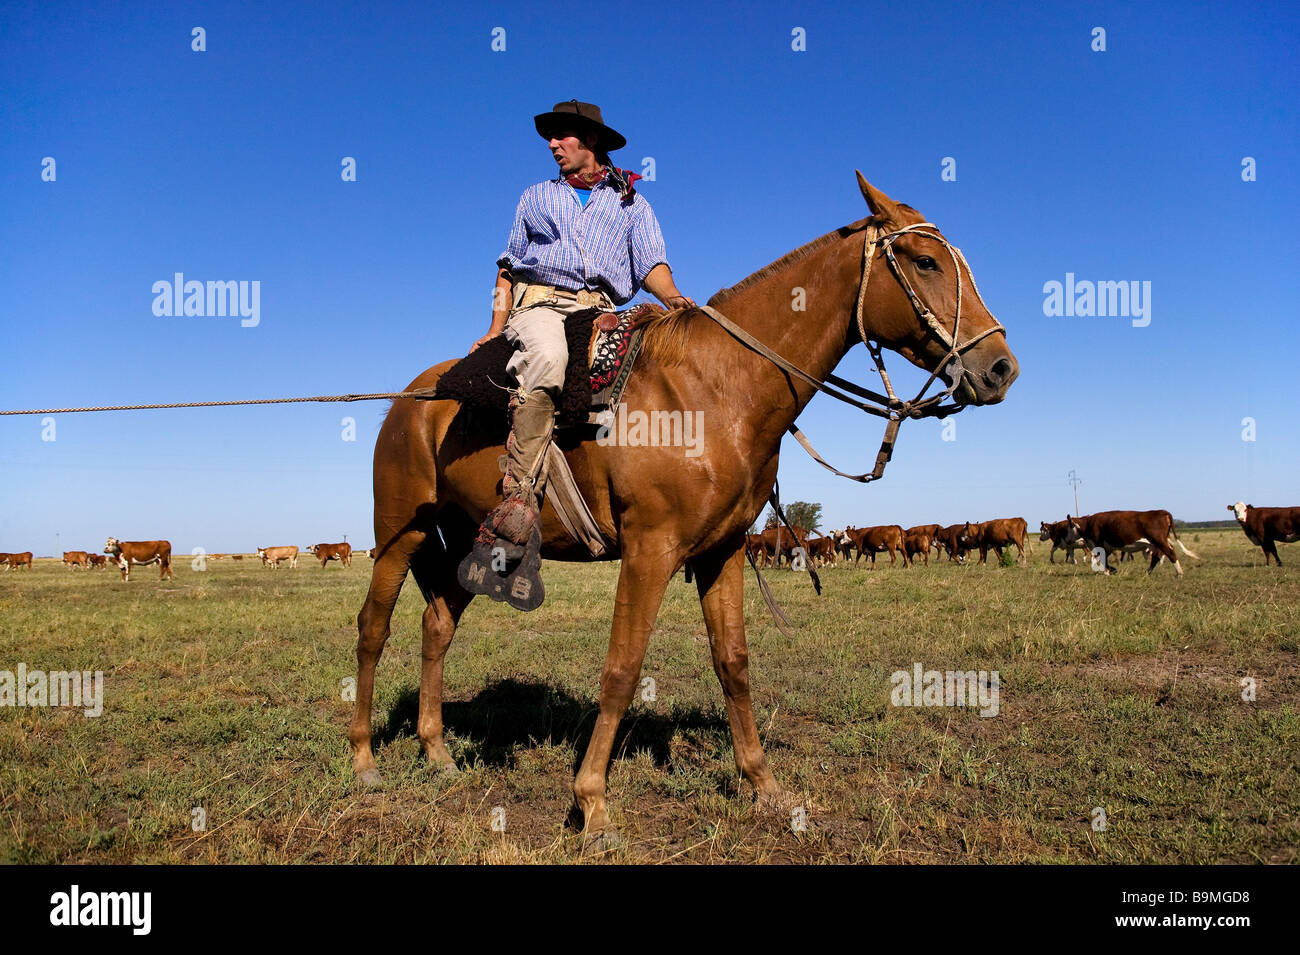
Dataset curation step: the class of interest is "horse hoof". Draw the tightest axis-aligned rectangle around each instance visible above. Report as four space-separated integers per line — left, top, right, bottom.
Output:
755 788 800 815
357 768 383 789
431 761 460 777
582 827 620 855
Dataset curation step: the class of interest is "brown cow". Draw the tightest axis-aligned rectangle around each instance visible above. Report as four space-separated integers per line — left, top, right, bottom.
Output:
933 522 974 562
1 552 33 571
903 524 941 566
257 545 300 569
756 525 809 569
972 517 1028 564
104 537 174 581
311 542 352 568
86 553 108 569
62 551 89 569
806 535 838 568
1229 502 1300 566
1064 511 1198 576
849 525 906 567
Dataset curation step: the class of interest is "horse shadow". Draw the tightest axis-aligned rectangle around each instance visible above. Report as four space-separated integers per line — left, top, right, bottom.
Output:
374 676 733 774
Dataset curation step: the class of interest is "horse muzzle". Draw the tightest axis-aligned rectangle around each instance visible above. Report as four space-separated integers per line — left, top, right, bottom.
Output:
952 348 1019 406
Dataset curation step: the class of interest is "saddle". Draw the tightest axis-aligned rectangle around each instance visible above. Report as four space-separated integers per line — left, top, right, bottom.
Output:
432 304 657 429
441 305 660 584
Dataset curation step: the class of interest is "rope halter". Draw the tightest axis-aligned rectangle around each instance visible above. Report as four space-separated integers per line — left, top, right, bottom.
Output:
853 220 1007 422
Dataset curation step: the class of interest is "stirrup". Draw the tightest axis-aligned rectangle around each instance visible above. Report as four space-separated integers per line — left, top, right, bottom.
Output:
457 525 545 612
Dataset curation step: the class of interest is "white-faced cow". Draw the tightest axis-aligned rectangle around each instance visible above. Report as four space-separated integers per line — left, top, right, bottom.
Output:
831 528 856 563
311 542 352 568
1228 502 1300 566
934 522 974 562
104 537 174 581
1064 511 1198 576
257 545 300 569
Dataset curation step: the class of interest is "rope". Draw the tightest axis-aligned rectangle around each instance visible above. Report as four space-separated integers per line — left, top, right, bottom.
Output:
0 389 442 416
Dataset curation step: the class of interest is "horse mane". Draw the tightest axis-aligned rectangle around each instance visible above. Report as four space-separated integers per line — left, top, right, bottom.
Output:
638 215 877 367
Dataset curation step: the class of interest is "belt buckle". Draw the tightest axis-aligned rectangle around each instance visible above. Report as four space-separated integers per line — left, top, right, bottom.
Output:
518 284 557 309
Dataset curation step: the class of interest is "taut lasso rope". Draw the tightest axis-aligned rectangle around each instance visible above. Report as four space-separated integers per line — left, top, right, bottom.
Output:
0 389 442 416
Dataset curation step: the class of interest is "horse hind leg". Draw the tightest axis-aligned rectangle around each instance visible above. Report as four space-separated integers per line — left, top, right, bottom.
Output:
350 528 425 786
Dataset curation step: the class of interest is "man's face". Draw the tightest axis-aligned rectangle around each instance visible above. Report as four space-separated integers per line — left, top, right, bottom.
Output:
546 126 599 174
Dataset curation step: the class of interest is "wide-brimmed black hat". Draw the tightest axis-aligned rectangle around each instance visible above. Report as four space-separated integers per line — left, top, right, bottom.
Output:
533 100 626 152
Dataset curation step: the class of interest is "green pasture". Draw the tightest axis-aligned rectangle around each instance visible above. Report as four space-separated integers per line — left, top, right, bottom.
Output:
0 527 1295 863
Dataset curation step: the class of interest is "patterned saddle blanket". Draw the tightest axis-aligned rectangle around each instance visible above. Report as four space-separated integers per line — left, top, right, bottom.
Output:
432 304 655 429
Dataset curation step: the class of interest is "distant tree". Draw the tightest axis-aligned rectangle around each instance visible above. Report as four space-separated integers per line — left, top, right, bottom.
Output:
763 501 821 532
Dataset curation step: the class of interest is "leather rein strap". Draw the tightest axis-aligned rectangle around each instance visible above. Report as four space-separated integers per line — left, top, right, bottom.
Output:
699 219 1005 484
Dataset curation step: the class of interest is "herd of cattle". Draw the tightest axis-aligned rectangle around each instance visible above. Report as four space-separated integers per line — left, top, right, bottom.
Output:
0 539 377 580
747 503 1300 577
2 503 1296 581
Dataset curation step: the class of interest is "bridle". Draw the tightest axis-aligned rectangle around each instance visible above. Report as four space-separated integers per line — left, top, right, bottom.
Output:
699 217 1006 483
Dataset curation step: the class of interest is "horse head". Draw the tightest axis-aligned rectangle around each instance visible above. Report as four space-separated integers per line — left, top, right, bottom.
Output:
854 173 1018 406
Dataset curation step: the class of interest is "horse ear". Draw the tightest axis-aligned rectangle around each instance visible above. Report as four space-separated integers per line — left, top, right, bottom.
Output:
856 170 902 223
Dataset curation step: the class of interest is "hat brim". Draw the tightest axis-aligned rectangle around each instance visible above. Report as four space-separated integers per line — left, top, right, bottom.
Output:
533 111 626 152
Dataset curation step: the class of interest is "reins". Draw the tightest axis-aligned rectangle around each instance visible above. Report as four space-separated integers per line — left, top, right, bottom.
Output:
699 218 1005 484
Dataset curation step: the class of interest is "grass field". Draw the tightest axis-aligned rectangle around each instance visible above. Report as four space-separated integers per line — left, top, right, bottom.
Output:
0 527 1296 864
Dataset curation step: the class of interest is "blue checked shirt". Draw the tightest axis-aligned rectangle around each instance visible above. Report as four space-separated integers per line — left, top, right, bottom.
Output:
497 173 669 306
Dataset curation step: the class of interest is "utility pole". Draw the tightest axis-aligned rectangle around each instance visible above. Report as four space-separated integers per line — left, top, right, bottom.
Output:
1067 469 1082 516
55 532 60 560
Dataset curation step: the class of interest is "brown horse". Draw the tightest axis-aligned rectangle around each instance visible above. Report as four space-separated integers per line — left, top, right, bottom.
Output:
349 173 1019 847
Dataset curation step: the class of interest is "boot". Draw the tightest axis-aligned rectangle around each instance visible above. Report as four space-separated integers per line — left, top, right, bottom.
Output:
480 388 555 545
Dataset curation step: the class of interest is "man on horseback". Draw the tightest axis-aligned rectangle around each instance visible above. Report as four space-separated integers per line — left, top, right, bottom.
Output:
472 100 694 552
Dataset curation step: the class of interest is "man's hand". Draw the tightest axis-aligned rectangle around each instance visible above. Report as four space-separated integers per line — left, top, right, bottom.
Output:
470 331 501 353
643 264 695 311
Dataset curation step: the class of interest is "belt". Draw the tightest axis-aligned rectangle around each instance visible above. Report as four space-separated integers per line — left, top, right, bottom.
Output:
515 283 612 310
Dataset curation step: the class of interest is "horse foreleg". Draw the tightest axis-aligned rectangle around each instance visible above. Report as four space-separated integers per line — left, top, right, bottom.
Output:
573 549 674 847
349 536 421 786
694 542 785 806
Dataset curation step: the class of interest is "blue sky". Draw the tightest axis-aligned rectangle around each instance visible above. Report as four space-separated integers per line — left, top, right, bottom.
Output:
1 0 1297 555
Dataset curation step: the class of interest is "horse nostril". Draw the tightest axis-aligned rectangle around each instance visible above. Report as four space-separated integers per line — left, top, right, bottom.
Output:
986 357 1017 387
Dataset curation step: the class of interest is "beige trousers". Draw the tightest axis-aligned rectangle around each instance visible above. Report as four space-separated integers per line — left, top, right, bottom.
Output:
504 285 610 397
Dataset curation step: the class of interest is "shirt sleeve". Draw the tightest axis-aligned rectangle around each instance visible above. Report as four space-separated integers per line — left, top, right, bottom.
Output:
628 196 668 286
496 191 530 271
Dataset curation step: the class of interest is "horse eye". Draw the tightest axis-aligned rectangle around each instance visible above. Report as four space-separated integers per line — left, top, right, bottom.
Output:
916 256 939 271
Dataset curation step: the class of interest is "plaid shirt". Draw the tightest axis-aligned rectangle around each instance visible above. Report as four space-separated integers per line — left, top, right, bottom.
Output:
497 172 669 306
